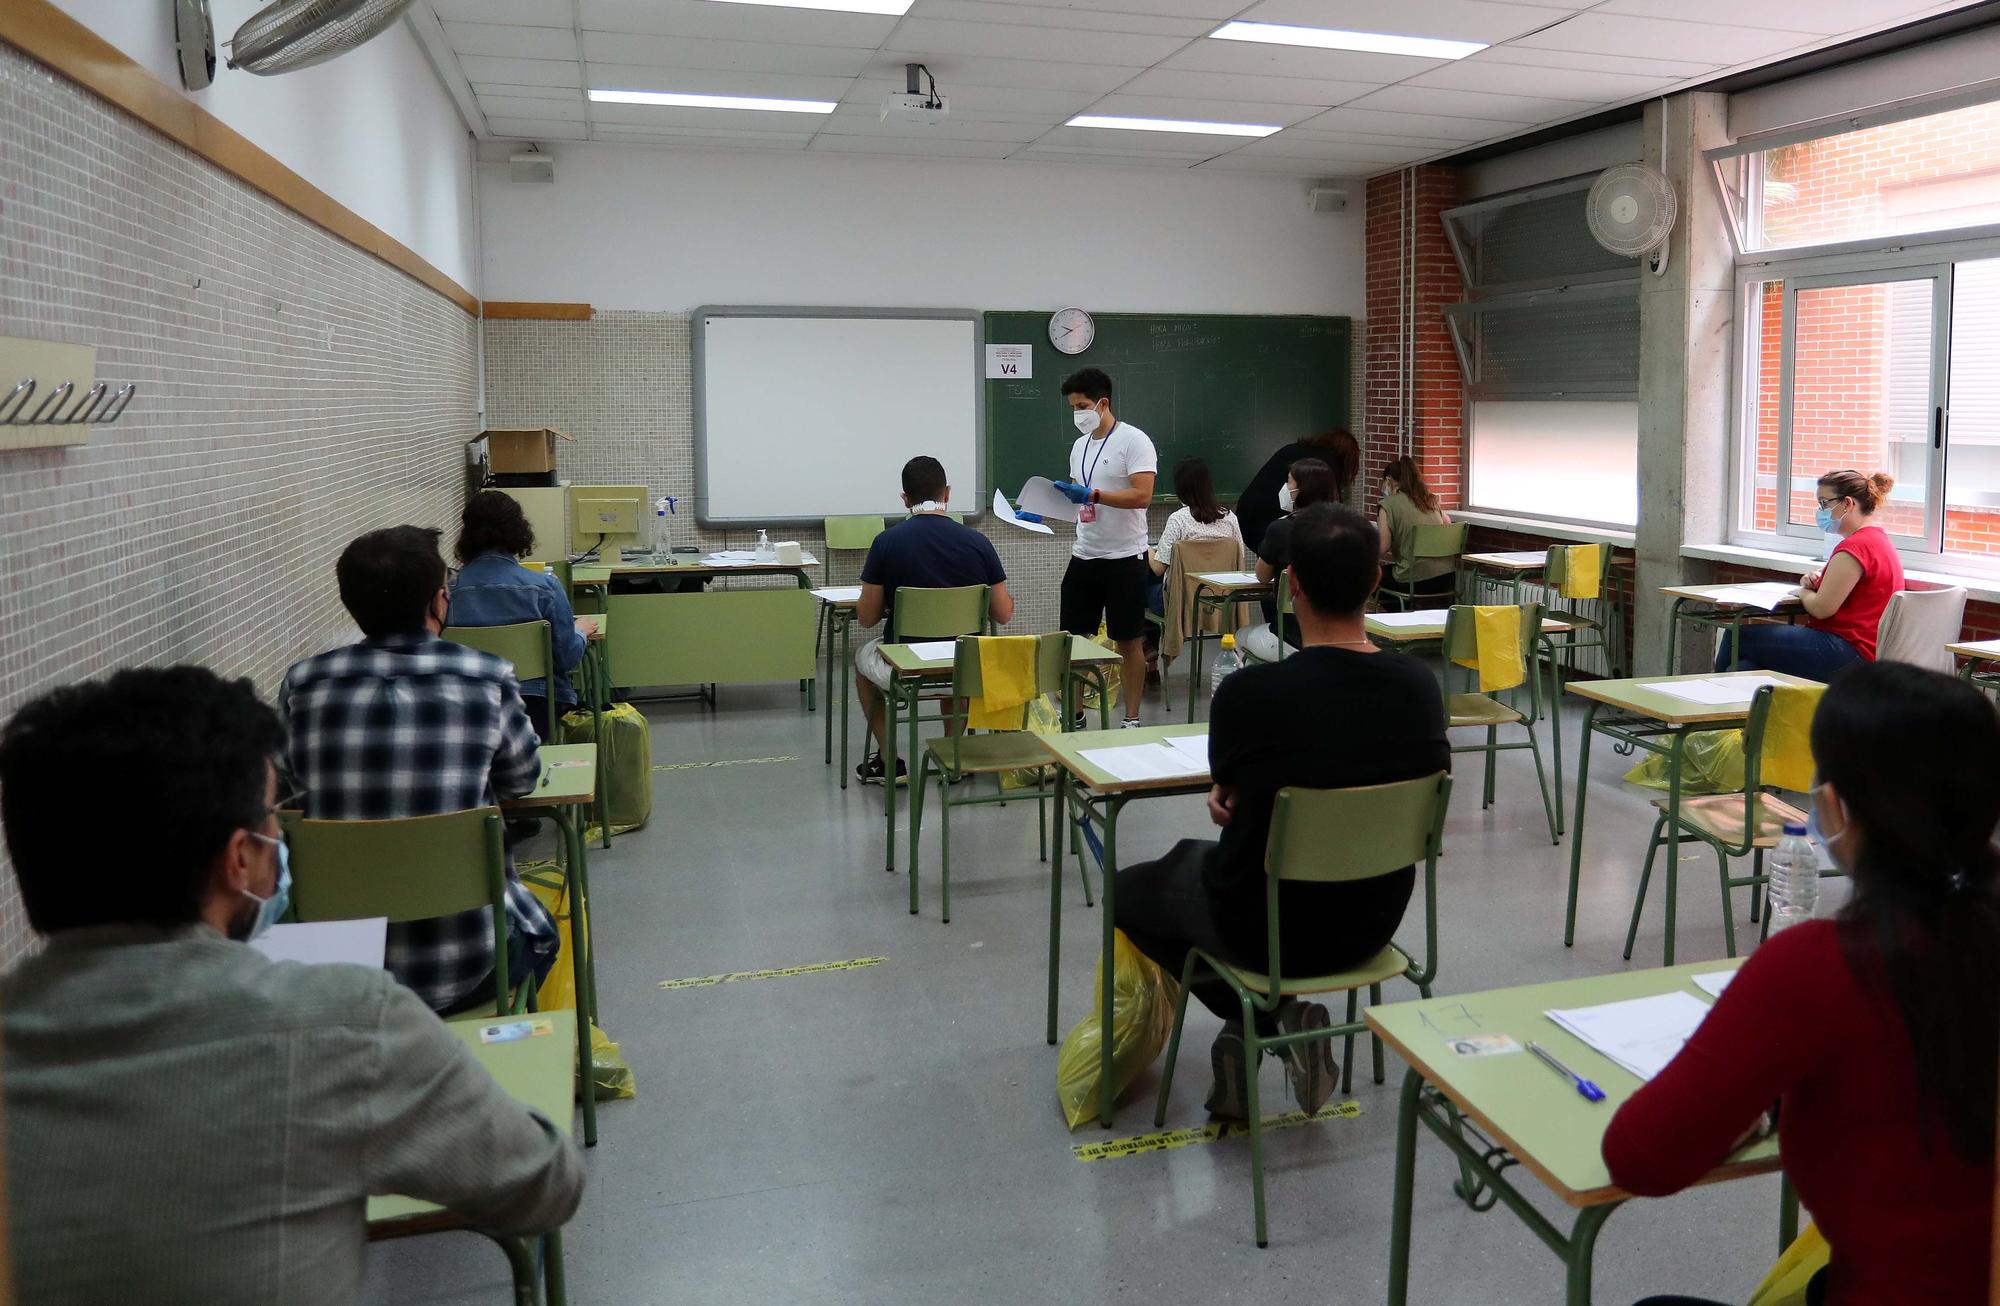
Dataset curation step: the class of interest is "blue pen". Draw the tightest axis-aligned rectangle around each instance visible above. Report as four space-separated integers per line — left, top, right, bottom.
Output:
1527 1041 1606 1103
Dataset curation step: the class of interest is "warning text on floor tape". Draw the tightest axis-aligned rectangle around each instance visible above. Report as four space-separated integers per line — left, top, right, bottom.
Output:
653 755 800 772
658 956 887 990
1070 1101 1362 1162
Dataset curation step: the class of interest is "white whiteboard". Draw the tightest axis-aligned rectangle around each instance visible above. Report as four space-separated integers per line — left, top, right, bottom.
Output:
695 309 982 524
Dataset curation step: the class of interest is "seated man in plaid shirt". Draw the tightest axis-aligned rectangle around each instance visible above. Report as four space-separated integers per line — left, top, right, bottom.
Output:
282 525 560 1014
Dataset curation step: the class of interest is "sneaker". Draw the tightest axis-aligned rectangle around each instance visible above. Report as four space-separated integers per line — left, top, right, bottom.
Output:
855 753 909 787
1120 717 1142 729
1204 1022 1253 1121
1275 1000 1337 1115
1072 711 1089 732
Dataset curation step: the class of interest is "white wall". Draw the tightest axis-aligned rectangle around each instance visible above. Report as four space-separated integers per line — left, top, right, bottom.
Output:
47 0 478 291
479 144 1363 315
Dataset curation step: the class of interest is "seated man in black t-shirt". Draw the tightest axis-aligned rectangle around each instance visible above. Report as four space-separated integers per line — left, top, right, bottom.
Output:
853 456 1013 785
1116 503 1449 1118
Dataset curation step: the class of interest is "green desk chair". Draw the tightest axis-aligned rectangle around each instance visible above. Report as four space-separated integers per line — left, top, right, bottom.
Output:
280 808 529 1018
1624 683 1827 966
1444 603 1559 844
445 620 557 739
820 515 887 662
1238 573 1296 667
1148 537 1250 705
1537 543 1627 681
909 633 1081 922
1153 772 1453 1248
1376 522 1468 612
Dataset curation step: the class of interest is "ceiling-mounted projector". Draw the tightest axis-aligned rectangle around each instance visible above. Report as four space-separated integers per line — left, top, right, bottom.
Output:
882 61 948 125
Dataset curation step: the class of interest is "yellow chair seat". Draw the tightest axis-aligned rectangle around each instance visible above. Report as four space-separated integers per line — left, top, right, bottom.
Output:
923 732 1055 776
1447 693 1523 727
1205 943 1411 998
1652 792 1808 848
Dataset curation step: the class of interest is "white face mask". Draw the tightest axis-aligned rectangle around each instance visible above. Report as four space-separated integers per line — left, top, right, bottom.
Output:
1277 483 1295 512
1071 406 1101 437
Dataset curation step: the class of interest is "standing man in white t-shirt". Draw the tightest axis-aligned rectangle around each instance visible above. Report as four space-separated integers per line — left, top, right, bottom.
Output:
1054 367 1157 727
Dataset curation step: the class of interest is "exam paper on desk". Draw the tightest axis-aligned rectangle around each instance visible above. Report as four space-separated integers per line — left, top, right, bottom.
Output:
1544 990 1715 1082
251 918 388 969
811 586 862 603
1368 610 1448 628
1647 675 1788 706
1195 571 1263 587
1079 741 1209 783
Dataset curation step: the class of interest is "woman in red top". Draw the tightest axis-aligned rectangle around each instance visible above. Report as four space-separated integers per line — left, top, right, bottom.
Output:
1715 469 1905 680
1604 661 1999 1306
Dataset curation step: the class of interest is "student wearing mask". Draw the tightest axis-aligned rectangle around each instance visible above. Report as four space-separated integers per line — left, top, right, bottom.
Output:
1054 368 1157 728
448 490 594 743
0 667 585 1303
1375 456 1454 600
1116 504 1449 1119
1235 428 1359 557
1146 455 1246 617
1234 457 1338 661
1714 469 1904 680
1605 661 1997 1306
853 455 1012 785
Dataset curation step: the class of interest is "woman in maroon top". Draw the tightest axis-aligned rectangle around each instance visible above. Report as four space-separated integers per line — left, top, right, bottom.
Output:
1604 661 1998 1306
1715 469 1905 681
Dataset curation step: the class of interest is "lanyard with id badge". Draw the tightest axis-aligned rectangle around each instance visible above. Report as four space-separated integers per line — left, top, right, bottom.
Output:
1078 427 1114 524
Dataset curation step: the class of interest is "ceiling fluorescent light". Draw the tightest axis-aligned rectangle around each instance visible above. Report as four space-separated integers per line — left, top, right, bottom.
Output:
1067 114 1279 138
694 0 913 12
1209 22 1486 60
589 90 838 114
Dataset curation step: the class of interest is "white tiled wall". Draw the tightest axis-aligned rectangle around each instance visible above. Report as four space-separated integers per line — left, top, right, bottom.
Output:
0 47 481 962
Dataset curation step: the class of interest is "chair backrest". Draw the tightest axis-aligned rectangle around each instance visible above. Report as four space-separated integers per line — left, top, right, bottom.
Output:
1411 521 1468 561
1159 536 1244 662
1262 773 1454 986
443 620 555 734
824 515 887 551
892 585 989 640
1442 602 1542 704
1875 585 1967 673
546 558 573 593
1542 543 1610 598
1741 683 1825 797
946 632 1071 703
279 807 513 1011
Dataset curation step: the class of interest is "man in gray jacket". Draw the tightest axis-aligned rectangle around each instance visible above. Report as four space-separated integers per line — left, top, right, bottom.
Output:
0 666 584 1304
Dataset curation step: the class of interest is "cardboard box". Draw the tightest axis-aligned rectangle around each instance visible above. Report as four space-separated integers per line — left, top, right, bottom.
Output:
483 427 573 475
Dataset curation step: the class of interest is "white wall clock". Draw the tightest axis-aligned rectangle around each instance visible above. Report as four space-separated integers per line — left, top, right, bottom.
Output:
1049 307 1095 355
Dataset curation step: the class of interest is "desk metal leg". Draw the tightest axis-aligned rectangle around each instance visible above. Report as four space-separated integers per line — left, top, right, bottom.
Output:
491 1233 539 1306
1661 727 1690 967
543 1228 568 1306
1540 635 1565 837
884 679 900 873
1563 701 1601 947
1096 794 1123 1128
1562 1205 1616 1306
905 680 921 888
555 808 597 1148
839 615 853 790
822 608 835 764
1386 1067 1423 1306
1047 772 1067 1046
1780 1175 1799 1251
1666 597 1688 673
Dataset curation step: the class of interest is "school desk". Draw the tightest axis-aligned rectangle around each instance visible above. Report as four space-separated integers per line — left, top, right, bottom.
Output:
1947 637 2000 691
1184 572 1273 718
811 588 863 787
1659 582 1806 673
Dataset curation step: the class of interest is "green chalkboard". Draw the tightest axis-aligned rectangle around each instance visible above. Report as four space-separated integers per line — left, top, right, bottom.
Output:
984 312 1351 504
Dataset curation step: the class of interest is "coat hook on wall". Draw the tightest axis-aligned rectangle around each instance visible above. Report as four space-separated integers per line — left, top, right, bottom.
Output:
1 377 138 427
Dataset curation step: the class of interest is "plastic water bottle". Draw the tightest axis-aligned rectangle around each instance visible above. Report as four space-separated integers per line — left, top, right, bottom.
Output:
1210 632 1240 695
754 528 776 563
652 496 675 557
1766 822 1820 934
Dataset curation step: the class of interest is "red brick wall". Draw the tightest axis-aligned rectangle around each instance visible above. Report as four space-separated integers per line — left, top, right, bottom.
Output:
1363 167 1465 506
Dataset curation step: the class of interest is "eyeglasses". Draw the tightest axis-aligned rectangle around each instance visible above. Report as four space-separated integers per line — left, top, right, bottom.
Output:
1816 495 1847 509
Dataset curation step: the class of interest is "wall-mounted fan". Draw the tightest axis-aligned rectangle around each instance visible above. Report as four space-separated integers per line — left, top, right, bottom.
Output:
1586 162 1678 276
226 0 418 75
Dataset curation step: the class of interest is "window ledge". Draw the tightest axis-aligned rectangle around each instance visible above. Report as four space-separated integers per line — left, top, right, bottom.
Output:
1681 542 2000 605
1451 510 1636 547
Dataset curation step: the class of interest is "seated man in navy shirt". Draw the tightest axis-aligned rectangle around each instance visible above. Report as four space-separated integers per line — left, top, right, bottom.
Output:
853 456 1013 785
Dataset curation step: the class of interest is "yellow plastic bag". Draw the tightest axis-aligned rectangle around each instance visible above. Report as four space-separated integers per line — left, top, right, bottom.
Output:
1056 930 1180 1130
521 870 635 1102
1746 1223 1828 1306
1623 729 1746 795
1078 627 1122 716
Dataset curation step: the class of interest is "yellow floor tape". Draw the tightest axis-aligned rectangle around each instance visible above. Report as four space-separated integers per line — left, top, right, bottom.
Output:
1071 1100 1362 1162
653 755 799 772
659 956 887 990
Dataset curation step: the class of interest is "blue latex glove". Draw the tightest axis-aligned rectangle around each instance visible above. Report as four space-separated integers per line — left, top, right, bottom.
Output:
1014 507 1044 524
1054 480 1090 505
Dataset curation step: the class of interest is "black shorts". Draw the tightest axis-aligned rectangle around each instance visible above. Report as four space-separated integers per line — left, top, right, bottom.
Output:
1062 554 1151 643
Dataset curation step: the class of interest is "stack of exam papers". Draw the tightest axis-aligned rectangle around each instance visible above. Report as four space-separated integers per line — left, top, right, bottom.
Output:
1195 571 1263 586
904 640 959 661
810 586 862 603
1700 581 1802 611
1368 610 1447 628
1647 674 1788 706
1544 990 1714 1082
1079 734 1209 782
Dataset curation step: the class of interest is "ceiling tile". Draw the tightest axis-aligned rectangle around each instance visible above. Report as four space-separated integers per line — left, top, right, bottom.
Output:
859 53 1130 91
807 136 1023 157
840 77 1099 115
1471 45 1720 78
1402 59 1677 101
1342 83 1594 123
1034 124 1242 154
585 64 857 99
581 0 900 44
1159 39 1447 83
1279 126 1472 147
472 81 586 101
819 112 1049 141
477 93 590 122
1293 104 1514 140
456 55 583 88
1509 12 1813 64
883 17 1187 64
1231 135 1438 162
908 0 1213 38
1012 149 1200 167
1083 94 1326 126
485 117 592 140
433 0 570 24
592 127 810 149
590 101 836 131
592 123 815 142
1597 0 1932 37
1193 153 1378 174
1116 67 1381 106
944 0 1244 20
444 21 578 60
1231 0 1579 43
580 31 875 76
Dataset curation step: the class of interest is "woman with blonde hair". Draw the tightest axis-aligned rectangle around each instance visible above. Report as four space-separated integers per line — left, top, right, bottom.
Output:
1715 469 1903 680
